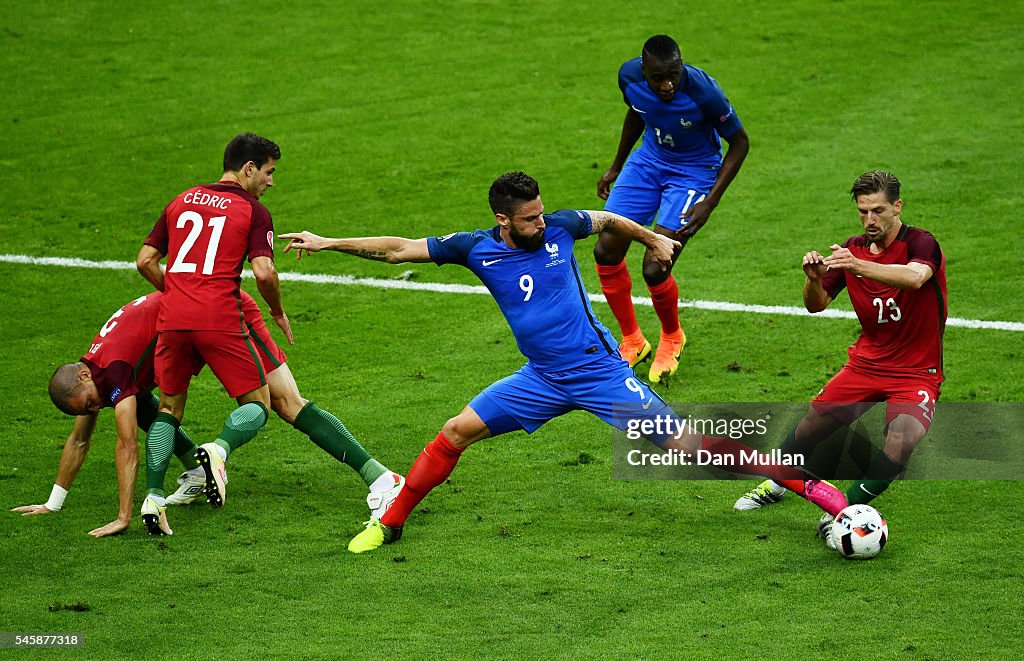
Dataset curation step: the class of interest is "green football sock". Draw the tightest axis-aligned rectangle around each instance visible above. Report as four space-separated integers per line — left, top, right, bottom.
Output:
213 402 269 460
139 394 199 470
173 426 200 470
145 412 179 497
293 402 386 486
846 450 905 505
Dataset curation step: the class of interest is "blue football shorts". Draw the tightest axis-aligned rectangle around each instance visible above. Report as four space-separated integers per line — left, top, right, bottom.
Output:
605 148 719 233
468 354 682 446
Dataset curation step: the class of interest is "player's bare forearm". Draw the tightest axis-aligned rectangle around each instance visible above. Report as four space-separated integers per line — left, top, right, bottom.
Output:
587 211 680 267
136 245 166 291
251 256 285 316
823 245 933 289
803 279 832 313
802 251 832 312
112 401 139 525
54 415 97 490
599 109 645 199
706 128 749 205
612 108 645 169
852 261 932 289
335 237 432 264
281 232 432 264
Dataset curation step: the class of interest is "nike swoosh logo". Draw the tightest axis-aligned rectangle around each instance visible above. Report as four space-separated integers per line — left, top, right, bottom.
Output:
630 105 647 114
482 259 503 266
642 398 653 410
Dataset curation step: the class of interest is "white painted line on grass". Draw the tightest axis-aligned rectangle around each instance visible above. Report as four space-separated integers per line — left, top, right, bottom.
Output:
2 253 1022 332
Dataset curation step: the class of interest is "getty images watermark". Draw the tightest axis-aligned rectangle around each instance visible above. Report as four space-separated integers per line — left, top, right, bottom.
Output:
613 402 1024 480
623 412 805 469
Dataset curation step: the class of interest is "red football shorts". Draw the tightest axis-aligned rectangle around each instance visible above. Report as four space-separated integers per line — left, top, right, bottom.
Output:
155 330 266 398
244 312 288 374
811 365 942 431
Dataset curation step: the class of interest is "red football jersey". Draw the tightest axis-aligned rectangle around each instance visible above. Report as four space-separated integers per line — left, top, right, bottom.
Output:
81 292 161 409
145 181 275 331
821 224 947 379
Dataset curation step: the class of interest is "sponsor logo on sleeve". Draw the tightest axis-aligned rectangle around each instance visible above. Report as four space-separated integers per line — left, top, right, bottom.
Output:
437 233 456 242
110 387 122 404
267 231 274 249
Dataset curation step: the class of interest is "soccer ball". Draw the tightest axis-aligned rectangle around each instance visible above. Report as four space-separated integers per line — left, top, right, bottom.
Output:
829 504 888 559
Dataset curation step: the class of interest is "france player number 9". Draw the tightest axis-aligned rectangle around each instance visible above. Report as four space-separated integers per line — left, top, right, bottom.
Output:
519 274 534 301
625 377 646 401
169 211 227 275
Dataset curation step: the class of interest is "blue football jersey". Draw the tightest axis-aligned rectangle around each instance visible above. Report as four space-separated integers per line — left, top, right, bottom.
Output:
426 209 620 372
619 57 742 167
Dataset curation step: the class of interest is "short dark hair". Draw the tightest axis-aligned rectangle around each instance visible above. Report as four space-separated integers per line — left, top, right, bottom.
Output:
49 362 86 416
488 172 540 216
851 170 901 203
223 133 281 172
642 35 681 64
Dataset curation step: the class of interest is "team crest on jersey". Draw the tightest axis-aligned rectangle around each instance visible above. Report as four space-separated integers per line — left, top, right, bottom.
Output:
544 242 565 268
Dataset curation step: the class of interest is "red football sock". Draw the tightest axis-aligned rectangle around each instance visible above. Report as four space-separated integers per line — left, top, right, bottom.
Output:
596 261 640 337
700 435 806 483
381 432 464 527
647 276 680 335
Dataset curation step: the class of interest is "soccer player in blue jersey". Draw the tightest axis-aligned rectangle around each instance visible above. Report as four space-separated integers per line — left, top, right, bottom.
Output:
595 35 750 384
281 172 845 553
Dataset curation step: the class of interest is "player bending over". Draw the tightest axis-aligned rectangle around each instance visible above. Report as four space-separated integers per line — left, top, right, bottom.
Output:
17 290 402 536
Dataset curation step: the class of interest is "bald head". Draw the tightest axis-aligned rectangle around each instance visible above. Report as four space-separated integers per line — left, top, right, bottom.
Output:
49 362 92 415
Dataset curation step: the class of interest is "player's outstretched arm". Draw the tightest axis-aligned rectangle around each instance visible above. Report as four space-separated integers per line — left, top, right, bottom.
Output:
280 231 432 264
11 414 97 516
136 245 166 292
585 211 680 270
251 256 293 345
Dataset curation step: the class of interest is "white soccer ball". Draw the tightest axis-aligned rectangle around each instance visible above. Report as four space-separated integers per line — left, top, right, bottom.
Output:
829 504 888 559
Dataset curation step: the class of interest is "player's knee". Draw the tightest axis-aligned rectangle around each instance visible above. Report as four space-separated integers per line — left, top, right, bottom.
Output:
593 239 627 266
441 415 483 449
641 262 672 285
794 416 818 443
272 394 308 424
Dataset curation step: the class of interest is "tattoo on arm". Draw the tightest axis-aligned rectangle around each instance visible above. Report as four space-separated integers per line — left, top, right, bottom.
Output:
338 246 389 261
591 211 620 235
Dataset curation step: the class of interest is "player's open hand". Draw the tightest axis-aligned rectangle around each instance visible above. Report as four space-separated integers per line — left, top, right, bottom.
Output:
89 517 129 537
802 250 828 281
678 198 718 237
822 244 860 274
597 168 621 201
280 231 326 260
11 504 54 516
648 234 681 270
272 311 294 345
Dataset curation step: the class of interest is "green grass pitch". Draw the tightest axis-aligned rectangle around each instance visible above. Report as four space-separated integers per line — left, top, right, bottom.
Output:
1 1 1022 658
